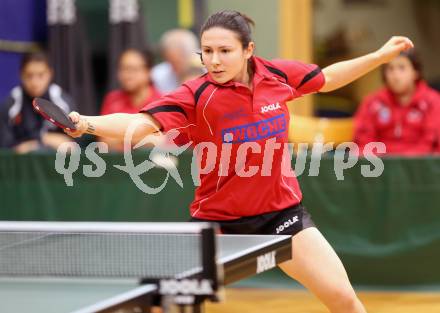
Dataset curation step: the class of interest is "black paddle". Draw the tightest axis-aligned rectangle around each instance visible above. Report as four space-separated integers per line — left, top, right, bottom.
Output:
32 98 76 131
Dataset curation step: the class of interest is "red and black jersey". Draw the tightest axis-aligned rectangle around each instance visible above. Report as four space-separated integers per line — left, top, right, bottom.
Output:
141 56 325 220
354 81 440 156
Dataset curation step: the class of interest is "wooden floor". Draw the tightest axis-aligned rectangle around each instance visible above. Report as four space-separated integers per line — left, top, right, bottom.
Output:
206 288 440 313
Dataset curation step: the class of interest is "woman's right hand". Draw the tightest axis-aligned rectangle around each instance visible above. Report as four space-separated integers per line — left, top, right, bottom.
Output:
64 112 89 138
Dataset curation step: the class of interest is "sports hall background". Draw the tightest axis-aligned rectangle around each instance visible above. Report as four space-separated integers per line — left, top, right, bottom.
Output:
0 0 439 312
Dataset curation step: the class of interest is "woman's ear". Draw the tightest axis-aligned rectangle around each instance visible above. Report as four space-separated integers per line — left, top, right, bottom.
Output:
48 68 54 80
415 70 421 82
245 42 255 60
197 52 204 65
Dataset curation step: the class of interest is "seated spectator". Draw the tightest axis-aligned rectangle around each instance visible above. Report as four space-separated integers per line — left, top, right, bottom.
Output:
151 29 201 93
354 49 440 156
100 48 161 150
0 52 75 153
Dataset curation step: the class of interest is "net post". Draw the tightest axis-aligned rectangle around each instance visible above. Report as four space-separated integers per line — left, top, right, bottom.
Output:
200 223 220 294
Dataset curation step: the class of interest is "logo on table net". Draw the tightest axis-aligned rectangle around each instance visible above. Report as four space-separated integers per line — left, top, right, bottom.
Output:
159 278 213 295
256 251 276 274
222 113 287 143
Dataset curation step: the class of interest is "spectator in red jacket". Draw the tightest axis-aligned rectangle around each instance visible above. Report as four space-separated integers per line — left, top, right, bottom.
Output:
100 48 161 150
354 49 440 156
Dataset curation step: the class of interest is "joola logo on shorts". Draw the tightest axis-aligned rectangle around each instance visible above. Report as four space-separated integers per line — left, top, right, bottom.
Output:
221 114 287 143
276 215 299 234
256 251 276 273
159 279 213 295
261 102 281 113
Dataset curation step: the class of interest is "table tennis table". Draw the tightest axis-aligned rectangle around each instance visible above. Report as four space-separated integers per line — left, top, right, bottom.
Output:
0 221 292 313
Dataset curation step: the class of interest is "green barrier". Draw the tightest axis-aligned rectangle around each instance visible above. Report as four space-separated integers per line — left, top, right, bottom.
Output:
1 150 440 285
0 150 193 221
300 156 440 285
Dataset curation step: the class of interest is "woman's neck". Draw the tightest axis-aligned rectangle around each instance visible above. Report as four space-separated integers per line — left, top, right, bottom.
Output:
233 60 254 89
129 85 151 107
395 85 416 106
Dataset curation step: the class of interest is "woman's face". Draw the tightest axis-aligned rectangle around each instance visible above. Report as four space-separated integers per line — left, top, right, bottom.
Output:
384 56 418 95
21 61 52 98
201 27 254 84
118 51 150 93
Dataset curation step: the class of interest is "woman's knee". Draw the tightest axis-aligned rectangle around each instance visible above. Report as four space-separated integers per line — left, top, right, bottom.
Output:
326 286 365 313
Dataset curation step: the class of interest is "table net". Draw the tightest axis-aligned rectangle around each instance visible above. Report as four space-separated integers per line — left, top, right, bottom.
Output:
0 222 212 279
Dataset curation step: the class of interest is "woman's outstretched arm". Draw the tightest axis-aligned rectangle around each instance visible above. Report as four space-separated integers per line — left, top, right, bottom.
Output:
65 112 160 141
320 36 413 92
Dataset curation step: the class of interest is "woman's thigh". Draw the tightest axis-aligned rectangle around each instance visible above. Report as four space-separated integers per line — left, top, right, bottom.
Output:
279 227 359 306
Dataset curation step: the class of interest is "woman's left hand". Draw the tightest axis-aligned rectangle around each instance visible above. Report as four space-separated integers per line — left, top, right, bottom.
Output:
375 36 414 64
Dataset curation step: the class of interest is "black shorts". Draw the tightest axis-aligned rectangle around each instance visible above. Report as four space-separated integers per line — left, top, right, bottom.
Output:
190 203 315 236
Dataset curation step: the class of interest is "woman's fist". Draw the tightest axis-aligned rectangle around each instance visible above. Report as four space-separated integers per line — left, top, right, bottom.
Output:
64 112 89 138
376 36 414 64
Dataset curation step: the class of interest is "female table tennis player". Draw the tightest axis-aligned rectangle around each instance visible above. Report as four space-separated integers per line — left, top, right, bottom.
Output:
66 10 413 313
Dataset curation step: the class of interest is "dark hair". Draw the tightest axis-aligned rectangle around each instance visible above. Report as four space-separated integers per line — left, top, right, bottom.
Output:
20 52 51 72
119 48 154 69
200 10 255 48
382 48 423 83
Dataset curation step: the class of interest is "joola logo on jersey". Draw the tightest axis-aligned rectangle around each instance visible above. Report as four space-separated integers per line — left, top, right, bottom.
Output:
256 251 276 273
261 102 281 113
221 114 287 143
